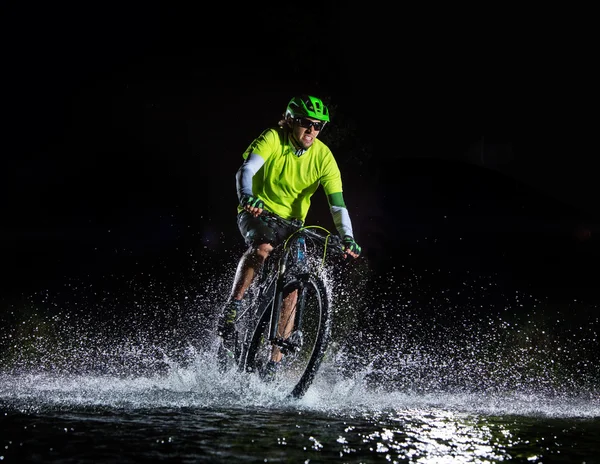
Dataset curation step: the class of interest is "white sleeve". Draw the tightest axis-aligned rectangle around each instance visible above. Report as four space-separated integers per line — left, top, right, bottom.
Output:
330 205 354 238
236 153 265 202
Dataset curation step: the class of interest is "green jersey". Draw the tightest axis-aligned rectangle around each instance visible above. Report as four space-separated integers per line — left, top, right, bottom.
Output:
240 127 343 222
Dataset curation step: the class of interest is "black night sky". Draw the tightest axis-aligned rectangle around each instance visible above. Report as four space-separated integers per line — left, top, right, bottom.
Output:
1 3 598 314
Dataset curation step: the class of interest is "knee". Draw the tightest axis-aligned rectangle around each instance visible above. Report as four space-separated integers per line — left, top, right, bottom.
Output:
251 243 273 262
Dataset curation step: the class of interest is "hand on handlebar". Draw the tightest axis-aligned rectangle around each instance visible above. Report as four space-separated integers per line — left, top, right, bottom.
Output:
342 235 361 259
241 195 265 217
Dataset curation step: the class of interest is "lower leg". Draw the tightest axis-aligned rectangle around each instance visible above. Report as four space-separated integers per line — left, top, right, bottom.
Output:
230 243 271 301
271 289 298 362
218 244 272 353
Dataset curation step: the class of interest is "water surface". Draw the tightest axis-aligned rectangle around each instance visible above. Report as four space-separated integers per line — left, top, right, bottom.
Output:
2 351 600 463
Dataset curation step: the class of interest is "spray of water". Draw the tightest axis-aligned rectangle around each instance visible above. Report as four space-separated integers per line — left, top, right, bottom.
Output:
1 252 599 418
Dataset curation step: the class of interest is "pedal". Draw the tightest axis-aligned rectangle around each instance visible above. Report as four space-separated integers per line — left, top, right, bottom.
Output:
280 330 304 354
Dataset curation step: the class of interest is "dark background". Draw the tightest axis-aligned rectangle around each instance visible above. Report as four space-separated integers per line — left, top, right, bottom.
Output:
1 3 598 310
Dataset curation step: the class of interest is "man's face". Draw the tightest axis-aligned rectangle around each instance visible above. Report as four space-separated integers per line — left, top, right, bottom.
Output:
291 117 324 149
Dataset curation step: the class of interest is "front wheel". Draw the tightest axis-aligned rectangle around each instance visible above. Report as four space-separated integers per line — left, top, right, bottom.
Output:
244 274 331 399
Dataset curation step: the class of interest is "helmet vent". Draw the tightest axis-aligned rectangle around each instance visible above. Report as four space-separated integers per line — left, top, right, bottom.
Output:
286 95 330 122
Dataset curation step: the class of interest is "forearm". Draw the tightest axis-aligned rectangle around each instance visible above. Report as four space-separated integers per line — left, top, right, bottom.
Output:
330 205 354 238
327 192 355 237
236 153 264 202
327 193 360 257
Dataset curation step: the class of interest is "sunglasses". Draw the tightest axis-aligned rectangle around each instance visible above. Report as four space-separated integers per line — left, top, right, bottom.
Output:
294 118 325 131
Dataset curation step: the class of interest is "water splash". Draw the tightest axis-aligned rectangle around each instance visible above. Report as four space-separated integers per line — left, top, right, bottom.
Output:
1 259 599 418
2 346 600 419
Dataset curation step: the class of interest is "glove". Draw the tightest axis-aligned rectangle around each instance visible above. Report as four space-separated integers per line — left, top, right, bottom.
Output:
241 195 265 210
342 235 361 256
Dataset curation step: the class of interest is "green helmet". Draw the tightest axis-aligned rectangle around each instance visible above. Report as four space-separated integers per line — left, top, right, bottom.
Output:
285 95 330 122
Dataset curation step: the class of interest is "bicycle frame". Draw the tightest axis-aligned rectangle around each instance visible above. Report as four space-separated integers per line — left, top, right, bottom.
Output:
236 213 342 386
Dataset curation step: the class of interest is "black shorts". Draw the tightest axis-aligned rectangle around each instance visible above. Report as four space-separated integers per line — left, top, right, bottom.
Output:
237 210 298 248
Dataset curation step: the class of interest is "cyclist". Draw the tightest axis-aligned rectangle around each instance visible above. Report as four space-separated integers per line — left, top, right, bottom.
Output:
218 94 361 369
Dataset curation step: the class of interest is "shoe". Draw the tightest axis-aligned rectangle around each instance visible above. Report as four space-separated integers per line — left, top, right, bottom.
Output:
217 299 242 350
261 360 281 382
216 300 242 372
217 342 236 372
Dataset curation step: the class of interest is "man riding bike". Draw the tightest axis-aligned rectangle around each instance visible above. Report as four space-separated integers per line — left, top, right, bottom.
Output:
217 94 361 372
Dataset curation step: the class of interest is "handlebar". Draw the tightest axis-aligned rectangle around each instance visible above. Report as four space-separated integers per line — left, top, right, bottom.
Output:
259 210 343 251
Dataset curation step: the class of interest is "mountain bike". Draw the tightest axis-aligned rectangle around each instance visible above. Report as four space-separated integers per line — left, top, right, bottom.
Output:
221 212 344 399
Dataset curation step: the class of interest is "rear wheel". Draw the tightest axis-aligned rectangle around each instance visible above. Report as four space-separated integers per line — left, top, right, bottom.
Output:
244 274 330 399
